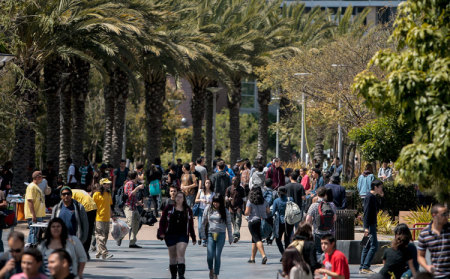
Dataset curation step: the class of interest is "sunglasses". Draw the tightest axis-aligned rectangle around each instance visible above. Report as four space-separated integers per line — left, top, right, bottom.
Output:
61 192 71 196
10 248 22 253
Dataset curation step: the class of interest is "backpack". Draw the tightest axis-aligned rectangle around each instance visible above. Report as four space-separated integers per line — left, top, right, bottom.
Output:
318 201 334 231
285 199 302 225
115 185 128 209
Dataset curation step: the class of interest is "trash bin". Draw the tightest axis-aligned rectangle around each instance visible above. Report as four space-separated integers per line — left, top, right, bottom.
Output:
335 209 357 240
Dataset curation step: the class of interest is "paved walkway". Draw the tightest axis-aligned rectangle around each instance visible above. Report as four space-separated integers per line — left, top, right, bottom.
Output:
81 239 382 279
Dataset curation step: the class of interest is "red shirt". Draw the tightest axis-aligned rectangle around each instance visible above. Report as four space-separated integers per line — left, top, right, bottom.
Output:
301 175 311 190
323 249 350 279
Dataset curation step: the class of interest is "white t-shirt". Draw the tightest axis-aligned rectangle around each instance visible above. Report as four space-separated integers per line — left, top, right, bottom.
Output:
67 164 77 183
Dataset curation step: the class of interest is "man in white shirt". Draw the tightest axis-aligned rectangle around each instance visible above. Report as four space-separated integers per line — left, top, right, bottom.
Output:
377 161 392 181
66 158 77 188
195 157 207 189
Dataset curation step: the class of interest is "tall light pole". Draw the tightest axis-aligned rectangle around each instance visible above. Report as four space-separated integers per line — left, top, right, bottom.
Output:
294 73 311 164
331 64 348 159
271 90 280 158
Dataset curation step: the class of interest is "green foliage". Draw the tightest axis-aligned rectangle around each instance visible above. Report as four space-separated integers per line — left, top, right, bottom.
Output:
349 115 412 162
377 211 398 235
404 205 432 239
353 0 450 203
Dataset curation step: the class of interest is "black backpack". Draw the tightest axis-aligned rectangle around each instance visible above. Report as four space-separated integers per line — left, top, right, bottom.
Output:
115 186 128 209
318 201 334 231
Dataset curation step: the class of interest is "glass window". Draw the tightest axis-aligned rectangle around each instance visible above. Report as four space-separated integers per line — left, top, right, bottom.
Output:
241 80 256 109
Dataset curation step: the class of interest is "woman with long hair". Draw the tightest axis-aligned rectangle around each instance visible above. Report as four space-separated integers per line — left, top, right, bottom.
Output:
195 178 215 246
379 223 417 279
272 186 294 259
200 194 232 279
281 247 312 279
39 218 87 278
289 222 321 273
158 191 196 279
244 186 270 264
146 164 162 217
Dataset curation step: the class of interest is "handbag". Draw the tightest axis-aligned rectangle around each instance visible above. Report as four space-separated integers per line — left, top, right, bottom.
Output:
0 210 16 229
149 179 161 196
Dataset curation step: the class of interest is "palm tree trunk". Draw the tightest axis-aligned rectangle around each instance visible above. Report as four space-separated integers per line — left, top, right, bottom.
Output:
189 75 209 162
257 89 271 164
205 91 214 171
228 78 241 164
112 69 128 167
102 68 116 165
144 70 166 165
44 58 62 172
71 58 90 167
12 65 39 193
279 96 291 162
59 64 73 177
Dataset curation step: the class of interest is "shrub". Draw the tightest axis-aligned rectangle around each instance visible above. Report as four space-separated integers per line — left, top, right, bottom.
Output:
404 205 432 239
377 211 398 235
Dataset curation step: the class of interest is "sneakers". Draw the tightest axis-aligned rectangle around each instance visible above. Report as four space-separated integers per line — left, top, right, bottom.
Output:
102 253 113 259
359 269 375 274
198 240 202 245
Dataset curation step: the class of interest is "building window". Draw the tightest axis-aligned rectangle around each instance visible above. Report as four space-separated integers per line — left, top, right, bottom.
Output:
241 79 257 109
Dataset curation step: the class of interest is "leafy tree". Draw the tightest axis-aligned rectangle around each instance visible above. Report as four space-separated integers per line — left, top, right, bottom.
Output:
349 115 412 162
353 0 450 202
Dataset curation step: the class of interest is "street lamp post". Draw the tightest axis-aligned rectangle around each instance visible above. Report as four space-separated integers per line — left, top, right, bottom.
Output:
271 91 280 158
0 53 14 70
294 73 311 164
331 64 348 159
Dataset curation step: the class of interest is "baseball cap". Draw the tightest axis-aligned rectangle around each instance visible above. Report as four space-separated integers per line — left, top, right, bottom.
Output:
100 178 112 185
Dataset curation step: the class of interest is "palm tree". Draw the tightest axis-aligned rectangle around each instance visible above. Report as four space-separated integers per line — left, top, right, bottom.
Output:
112 68 128 167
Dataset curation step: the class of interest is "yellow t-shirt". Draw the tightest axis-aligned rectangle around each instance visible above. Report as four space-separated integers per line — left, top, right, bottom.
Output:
93 191 112 222
72 189 97 212
24 182 46 219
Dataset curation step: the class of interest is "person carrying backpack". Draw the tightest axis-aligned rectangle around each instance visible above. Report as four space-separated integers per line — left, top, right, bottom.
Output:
305 187 336 261
271 187 294 260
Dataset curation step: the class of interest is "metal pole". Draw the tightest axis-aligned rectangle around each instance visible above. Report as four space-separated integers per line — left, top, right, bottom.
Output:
276 103 279 158
301 92 306 163
211 92 216 169
338 98 342 159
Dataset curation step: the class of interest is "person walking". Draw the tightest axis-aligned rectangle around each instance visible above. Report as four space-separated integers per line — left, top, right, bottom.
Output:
47 249 76 279
288 222 321 274
417 204 450 279
38 218 87 278
249 164 265 189
359 179 384 274
265 158 285 190
324 175 347 209
195 179 215 246
51 187 89 245
71 189 97 258
157 192 196 279
10 248 47 279
225 176 245 243
357 164 375 206
299 168 311 192
66 158 77 188
245 187 270 264
123 171 145 248
25 171 46 245
306 187 337 260
180 163 197 208
285 171 306 225
92 178 114 260
200 194 233 279
210 161 231 196
272 186 295 260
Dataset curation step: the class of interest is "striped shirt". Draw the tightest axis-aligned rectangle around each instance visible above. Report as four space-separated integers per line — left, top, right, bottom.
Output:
417 222 450 278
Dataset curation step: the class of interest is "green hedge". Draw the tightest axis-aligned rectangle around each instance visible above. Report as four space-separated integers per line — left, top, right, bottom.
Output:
342 182 417 217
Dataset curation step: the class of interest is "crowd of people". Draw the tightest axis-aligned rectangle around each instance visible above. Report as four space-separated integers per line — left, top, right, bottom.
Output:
0 156 447 279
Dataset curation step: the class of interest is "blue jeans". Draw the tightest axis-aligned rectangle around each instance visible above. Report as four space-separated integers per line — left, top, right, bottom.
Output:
197 208 205 241
27 217 43 244
186 195 195 208
360 224 378 270
207 232 226 275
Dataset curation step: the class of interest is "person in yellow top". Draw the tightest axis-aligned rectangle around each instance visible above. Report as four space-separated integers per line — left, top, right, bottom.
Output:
92 178 113 259
72 189 97 258
25 171 47 244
